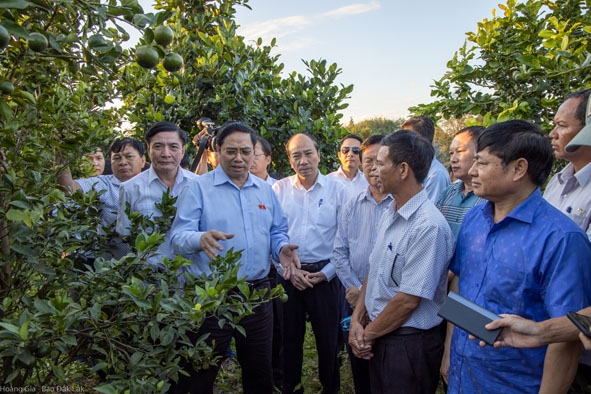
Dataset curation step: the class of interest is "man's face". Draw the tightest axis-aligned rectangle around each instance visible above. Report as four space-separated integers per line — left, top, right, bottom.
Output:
287 134 320 180
111 144 145 182
449 132 477 182
549 97 585 160
376 145 402 195
85 150 105 176
217 131 255 184
337 138 362 173
468 148 513 202
250 141 271 179
361 144 381 188
147 131 185 175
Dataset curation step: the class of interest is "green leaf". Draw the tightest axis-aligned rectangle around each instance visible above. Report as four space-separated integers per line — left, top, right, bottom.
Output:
0 322 20 336
0 0 29 9
19 320 29 341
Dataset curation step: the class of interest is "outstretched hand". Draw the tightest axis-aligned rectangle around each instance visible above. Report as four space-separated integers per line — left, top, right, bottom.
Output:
200 230 234 259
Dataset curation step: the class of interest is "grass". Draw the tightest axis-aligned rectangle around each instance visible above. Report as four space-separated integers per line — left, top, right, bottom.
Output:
214 322 446 393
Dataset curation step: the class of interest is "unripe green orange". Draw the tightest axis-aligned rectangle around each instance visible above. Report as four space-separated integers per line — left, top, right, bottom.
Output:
154 26 174 46
28 32 48 52
135 46 159 69
162 52 183 72
0 25 10 49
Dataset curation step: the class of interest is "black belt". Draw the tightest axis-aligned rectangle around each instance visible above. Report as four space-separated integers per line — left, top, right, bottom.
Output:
246 277 270 289
300 259 330 273
384 325 439 337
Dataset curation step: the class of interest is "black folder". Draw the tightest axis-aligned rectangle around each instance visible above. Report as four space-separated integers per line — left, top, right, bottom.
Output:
438 291 502 346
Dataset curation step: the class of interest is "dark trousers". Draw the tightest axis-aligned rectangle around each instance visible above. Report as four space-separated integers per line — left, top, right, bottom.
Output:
343 305 371 394
569 363 591 394
282 277 341 394
269 266 284 389
369 326 443 394
173 282 274 394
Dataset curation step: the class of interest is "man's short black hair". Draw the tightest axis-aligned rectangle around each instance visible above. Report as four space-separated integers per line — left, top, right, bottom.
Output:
256 136 273 157
109 137 146 157
381 130 434 184
215 121 257 148
565 89 591 125
477 120 553 187
361 134 384 152
402 115 435 143
340 133 363 146
455 126 485 142
144 121 188 145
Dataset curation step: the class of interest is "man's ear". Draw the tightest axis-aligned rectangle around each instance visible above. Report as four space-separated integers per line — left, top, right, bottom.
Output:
511 158 529 182
400 162 410 180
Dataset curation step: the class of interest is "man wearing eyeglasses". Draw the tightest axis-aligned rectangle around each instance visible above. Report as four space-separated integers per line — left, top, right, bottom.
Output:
328 134 368 197
170 121 300 394
348 130 454 394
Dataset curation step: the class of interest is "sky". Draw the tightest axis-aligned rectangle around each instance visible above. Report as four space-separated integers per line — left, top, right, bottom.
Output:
139 1 503 122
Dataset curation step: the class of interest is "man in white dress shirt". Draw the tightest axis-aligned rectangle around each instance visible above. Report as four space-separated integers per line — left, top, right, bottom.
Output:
273 133 349 394
328 133 368 197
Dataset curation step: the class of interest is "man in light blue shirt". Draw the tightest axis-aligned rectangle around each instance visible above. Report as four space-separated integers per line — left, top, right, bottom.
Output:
348 131 454 394
333 134 392 394
170 121 300 394
116 122 198 265
57 137 146 259
402 116 450 201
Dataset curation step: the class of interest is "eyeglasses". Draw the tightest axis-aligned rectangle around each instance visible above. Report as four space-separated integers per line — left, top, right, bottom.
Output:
341 147 361 155
223 147 253 157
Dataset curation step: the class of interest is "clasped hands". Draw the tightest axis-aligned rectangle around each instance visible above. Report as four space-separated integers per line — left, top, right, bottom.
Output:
349 318 374 360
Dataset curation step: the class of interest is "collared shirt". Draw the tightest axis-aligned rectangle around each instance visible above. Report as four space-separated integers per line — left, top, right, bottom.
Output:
77 174 121 228
436 180 487 238
170 167 289 281
543 161 591 366
543 161 591 239
424 157 451 202
116 166 198 263
364 189 454 330
273 172 349 281
266 175 278 186
448 189 591 394
328 166 368 200
333 188 393 289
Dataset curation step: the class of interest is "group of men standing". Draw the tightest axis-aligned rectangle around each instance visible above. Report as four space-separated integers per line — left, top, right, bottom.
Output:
58 88 591 394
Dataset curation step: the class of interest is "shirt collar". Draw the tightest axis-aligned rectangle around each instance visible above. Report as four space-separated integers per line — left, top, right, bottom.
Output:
484 188 543 225
291 170 323 190
212 165 257 189
393 189 428 220
558 162 591 187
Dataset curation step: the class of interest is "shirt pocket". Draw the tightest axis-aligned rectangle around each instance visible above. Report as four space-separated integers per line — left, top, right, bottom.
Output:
316 200 338 229
482 265 528 314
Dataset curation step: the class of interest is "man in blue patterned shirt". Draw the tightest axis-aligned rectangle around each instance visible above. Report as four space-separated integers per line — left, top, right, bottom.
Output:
443 120 591 394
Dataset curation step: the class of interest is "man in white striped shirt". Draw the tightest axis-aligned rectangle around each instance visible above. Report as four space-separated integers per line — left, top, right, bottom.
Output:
334 134 393 394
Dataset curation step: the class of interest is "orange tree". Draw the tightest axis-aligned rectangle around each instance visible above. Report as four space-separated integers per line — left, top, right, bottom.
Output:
410 0 591 129
117 0 354 176
0 0 353 390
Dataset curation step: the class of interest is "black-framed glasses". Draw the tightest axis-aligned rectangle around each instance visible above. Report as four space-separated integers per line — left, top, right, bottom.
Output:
341 147 361 155
390 253 399 287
